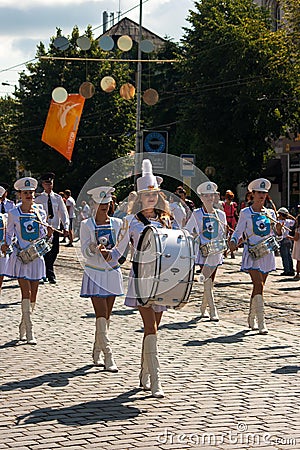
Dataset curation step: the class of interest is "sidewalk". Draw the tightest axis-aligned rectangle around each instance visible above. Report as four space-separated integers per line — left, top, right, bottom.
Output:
0 244 299 450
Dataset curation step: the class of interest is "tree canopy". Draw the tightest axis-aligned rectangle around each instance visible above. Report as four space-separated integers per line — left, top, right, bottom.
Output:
174 0 299 192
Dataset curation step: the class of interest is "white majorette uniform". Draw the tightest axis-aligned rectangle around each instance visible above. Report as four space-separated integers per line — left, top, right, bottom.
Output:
231 206 277 274
111 214 171 313
0 212 9 276
5 204 48 281
80 216 124 298
185 206 227 268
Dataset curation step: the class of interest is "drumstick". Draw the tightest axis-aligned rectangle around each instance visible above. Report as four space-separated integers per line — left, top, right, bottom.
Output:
33 219 65 235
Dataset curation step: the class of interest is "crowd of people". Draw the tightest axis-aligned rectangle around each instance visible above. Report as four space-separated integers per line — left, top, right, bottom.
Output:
1 161 299 399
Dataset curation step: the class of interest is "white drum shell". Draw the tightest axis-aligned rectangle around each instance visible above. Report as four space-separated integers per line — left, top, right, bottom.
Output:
135 226 195 308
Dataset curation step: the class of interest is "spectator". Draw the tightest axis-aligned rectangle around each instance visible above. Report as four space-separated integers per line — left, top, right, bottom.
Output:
64 189 76 247
276 207 295 276
240 192 253 210
222 190 238 258
0 182 15 213
80 201 91 220
169 194 186 228
35 173 69 284
175 186 195 221
290 214 300 280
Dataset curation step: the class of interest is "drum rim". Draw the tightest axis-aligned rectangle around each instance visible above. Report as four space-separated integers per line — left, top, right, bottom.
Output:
133 225 162 305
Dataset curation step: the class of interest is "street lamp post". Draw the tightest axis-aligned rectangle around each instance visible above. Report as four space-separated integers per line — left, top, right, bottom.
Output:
135 0 143 159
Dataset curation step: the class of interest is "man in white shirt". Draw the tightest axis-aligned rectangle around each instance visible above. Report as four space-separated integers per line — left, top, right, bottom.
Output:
35 173 69 283
64 189 76 247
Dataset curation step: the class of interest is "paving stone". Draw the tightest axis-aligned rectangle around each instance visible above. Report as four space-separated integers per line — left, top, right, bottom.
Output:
0 245 299 449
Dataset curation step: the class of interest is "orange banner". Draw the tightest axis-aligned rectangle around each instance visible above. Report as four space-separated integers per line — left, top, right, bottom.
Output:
42 94 85 161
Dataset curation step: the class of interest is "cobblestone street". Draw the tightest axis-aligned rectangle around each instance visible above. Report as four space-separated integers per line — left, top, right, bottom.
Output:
0 244 299 449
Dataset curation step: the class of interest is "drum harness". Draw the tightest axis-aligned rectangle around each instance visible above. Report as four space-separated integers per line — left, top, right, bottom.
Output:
14 206 53 260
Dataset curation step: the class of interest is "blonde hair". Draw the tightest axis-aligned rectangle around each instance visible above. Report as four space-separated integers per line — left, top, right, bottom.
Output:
128 191 171 227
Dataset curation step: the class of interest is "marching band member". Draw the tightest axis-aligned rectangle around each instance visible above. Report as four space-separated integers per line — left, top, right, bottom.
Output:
1 177 53 344
185 181 227 321
229 178 277 335
80 186 123 372
102 160 171 398
0 185 10 295
0 182 15 213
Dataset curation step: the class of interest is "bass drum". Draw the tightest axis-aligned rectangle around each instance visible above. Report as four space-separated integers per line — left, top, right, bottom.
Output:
134 225 195 309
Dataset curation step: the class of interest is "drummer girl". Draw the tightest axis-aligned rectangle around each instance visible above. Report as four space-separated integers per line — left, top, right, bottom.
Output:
0 185 10 295
102 160 171 398
185 181 227 321
1 177 53 344
229 178 277 335
80 186 124 372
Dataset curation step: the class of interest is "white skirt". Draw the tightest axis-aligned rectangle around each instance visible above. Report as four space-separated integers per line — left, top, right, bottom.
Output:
80 264 123 298
5 249 45 281
241 247 276 274
0 255 8 276
125 268 167 313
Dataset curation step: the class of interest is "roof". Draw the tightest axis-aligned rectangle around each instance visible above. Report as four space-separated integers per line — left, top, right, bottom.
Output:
99 17 166 51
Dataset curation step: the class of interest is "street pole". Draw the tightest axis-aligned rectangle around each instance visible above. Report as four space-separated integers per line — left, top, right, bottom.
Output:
135 0 143 164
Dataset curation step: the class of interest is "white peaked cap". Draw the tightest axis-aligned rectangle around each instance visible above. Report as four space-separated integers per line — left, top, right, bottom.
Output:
197 181 218 195
0 186 5 197
87 186 115 204
248 178 271 193
14 177 38 191
136 159 163 193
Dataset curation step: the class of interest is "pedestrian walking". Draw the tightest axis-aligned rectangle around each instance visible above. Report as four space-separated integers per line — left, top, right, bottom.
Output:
102 159 171 398
35 173 69 284
185 181 227 321
1 177 53 344
80 186 123 372
229 178 279 335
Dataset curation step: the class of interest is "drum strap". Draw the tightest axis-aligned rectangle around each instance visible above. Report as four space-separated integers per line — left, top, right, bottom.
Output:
135 212 151 226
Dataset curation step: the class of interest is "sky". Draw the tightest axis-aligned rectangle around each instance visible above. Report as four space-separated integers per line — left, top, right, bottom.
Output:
0 0 195 96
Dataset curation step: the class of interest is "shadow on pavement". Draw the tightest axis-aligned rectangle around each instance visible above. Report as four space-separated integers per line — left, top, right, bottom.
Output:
214 281 252 287
272 366 300 374
15 388 142 426
258 345 292 351
0 340 20 349
184 329 250 347
0 365 95 391
159 316 202 331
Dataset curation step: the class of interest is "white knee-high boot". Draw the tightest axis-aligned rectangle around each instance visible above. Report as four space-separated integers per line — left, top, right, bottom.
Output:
144 334 164 398
21 298 36 344
92 317 107 367
248 296 258 330
204 278 219 321
97 317 118 372
139 337 151 391
19 301 36 341
200 290 209 318
255 294 268 335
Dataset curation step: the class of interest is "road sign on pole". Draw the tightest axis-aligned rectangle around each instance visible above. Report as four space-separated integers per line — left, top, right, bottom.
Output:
180 154 195 177
142 130 168 171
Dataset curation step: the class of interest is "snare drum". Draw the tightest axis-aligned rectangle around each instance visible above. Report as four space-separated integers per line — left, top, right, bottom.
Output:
248 236 279 260
17 238 52 264
199 238 227 257
134 226 195 309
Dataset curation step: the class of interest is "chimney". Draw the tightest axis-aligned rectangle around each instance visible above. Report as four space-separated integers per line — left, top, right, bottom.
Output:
110 12 115 26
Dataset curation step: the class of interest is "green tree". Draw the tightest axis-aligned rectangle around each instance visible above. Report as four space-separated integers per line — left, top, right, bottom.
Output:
175 0 299 192
13 26 136 195
0 96 19 184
